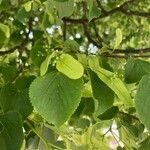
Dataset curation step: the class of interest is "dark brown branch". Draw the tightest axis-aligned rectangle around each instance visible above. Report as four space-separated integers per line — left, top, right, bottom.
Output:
92 20 103 43
93 0 150 20
111 47 150 54
0 17 33 56
62 17 88 24
61 1 150 58
63 19 67 41
82 21 102 48
0 45 21 56
101 52 150 58
96 0 108 15
121 9 150 18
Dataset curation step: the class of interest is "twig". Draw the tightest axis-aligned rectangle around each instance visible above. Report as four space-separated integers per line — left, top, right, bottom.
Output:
26 121 65 150
92 20 103 43
96 0 108 15
0 17 33 56
63 19 67 41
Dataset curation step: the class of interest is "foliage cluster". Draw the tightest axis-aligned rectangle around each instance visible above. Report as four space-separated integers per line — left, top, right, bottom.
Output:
0 0 150 149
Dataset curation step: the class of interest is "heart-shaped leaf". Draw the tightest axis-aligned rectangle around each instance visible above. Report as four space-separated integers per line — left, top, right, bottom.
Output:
29 71 83 127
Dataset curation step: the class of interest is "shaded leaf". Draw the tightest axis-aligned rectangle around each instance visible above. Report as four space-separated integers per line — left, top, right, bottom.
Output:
0 83 33 119
0 112 24 150
98 106 119 120
135 74 150 131
124 58 150 83
89 70 114 115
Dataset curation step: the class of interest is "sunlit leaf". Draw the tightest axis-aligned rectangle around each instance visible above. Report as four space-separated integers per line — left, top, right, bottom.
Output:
89 56 132 106
56 54 84 79
29 71 83 127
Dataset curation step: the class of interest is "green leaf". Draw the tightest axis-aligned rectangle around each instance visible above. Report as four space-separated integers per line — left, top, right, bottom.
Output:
73 97 95 117
135 74 150 131
40 52 55 76
0 0 9 11
15 75 35 90
23 1 32 12
89 1 100 21
89 56 132 106
53 0 75 18
114 28 122 49
63 39 79 52
29 71 83 127
124 58 150 83
0 23 10 45
0 83 33 119
30 40 47 66
89 70 114 115
98 106 119 120
16 7 30 23
138 136 150 150
10 0 18 6
56 54 84 79
0 64 17 82
0 23 10 38
41 12 54 29
0 112 24 150
82 82 92 98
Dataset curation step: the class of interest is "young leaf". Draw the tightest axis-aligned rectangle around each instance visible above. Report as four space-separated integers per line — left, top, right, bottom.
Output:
29 71 83 127
0 23 10 45
56 54 84 79
23 1 32 12
89 56 132 106
40 52 55 76
0 23 10 38
135 74 150 131
114 28 122 49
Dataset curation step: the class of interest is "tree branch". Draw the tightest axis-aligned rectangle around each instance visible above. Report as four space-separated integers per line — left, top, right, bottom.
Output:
93 0 150 20
0 17 33 56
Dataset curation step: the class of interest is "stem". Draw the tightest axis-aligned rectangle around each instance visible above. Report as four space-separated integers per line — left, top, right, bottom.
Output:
26 121 65 150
